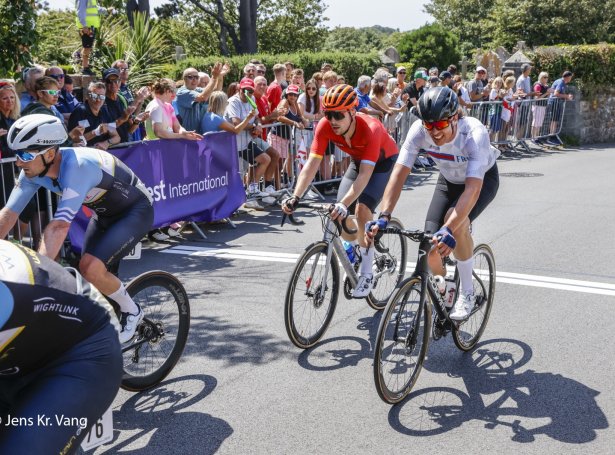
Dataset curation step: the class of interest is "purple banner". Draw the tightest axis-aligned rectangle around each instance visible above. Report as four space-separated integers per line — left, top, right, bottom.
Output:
69 133 244 250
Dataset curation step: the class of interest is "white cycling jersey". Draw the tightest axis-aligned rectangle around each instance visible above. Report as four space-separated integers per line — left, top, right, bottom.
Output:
398 116 500 184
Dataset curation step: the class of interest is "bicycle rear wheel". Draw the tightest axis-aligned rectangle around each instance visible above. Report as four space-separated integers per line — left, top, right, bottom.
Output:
285 241 340 349
373 277 431 404
367 218 407 310
453 244 495 351
121 271 190 391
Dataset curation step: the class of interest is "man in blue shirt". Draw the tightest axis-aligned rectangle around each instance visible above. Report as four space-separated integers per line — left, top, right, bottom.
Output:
354 75 385 118
546 71 574 146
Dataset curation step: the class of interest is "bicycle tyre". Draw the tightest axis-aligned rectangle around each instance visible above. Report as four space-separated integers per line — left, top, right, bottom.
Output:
453 244 495 351
366 218 408 310
373 277 431 404
121 271 190 391
285 241 340 349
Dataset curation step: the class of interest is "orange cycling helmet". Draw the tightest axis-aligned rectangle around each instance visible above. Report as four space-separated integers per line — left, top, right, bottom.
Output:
322 84 358 111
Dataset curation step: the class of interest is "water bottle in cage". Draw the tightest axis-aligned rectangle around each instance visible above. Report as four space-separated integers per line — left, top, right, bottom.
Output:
342 240 357 264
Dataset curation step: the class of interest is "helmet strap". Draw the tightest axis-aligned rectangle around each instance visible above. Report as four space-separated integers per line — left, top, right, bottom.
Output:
338 111 355 137
37 148 55 178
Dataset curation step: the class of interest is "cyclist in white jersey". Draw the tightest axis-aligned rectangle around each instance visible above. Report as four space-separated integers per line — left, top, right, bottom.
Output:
366 86 500 320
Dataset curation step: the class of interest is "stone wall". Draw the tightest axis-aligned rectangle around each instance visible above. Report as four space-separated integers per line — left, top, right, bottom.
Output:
561 87 615 144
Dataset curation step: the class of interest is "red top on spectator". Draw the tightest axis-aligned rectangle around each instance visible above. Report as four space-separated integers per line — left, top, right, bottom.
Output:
310 113 398 165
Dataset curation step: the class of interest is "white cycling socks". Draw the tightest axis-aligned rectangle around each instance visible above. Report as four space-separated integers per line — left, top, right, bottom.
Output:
359 246 374 276
108 283 139 314
456 257 474 296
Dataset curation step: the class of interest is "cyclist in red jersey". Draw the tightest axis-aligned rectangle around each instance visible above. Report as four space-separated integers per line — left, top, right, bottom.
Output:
282 84 399 297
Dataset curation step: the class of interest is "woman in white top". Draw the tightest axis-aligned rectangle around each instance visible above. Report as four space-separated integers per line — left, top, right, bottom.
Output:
145 78 202 141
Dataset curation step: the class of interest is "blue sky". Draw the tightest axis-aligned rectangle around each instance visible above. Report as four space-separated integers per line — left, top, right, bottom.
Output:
53 0 433 32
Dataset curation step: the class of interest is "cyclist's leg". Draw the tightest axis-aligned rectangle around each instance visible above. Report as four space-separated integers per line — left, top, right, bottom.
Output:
0 324 122 454
80 198 153 311
336 161 360 242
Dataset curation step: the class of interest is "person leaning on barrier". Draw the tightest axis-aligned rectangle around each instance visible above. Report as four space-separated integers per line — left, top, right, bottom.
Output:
145 78 202 141
102 68 137 144
67 81 121 150
402 70 428 109
201 90 257 135
111 59 150 141
531 72 554 144
545 71 574 146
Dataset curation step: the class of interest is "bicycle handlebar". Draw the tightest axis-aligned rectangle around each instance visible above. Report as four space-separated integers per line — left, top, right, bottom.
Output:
281 201 357 235
380 226 429 242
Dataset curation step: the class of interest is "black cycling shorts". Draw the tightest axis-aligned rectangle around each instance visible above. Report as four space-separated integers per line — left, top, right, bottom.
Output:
238 139 267 165
0 323 122 454
82 195 153 267
336 154 398 213
424 163 499 234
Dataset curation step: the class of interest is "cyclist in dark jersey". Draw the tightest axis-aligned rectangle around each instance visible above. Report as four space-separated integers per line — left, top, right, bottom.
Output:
282 84 399 298
0 240 122 454
0 114 153 342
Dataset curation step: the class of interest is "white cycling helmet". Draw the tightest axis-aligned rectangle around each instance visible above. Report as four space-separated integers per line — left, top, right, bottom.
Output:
7 113 67 152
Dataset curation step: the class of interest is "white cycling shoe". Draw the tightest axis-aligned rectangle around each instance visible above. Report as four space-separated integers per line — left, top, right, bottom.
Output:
352 274 373 298
449 292 476 321
119 304 144 343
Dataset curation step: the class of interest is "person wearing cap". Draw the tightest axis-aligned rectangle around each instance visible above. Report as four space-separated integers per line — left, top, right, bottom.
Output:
75 0 107 76
468 66 489 102
176 63 229 134
225 78 279 204
111 59 150 141
439 71 453 89
402 70 428 109
546 70 574 146
101 68 137 144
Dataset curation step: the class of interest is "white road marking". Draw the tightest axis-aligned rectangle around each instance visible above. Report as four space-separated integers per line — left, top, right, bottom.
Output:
162 246 615 296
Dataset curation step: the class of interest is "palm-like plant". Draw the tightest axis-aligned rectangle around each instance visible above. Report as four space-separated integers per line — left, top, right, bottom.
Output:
93 12 172 88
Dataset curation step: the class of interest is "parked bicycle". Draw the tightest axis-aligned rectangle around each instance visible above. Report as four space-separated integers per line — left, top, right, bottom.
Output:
282 202 407 349
372 226 495 404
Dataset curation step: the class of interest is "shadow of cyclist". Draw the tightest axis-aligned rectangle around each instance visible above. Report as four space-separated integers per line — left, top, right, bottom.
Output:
388 338 608 444
102 374 233 454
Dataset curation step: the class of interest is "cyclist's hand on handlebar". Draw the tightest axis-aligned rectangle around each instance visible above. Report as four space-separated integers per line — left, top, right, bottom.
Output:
433 225 456 256
330 202 348 220
365 218 388 243
281 195 300 214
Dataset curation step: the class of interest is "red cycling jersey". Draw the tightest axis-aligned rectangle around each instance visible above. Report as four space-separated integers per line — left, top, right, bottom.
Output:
310 113 398 166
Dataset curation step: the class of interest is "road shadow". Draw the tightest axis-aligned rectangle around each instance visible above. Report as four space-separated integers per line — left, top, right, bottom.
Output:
100 375 232 454
388 338 608 444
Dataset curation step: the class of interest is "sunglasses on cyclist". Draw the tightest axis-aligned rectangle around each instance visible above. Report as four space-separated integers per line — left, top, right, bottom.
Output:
40 89 60 96
423 117 453 131
15 147 53 162
88 93 106 101
324 111 347 121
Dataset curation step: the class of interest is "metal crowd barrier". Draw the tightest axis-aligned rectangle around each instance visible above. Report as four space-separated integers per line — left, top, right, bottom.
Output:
0 156 53 249
392 97 569 154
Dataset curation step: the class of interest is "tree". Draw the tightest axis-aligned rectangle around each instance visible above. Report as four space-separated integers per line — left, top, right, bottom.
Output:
0 0 39 77
322 27 386 54
36 10 81 66
155 0 328 56
397 23 460 72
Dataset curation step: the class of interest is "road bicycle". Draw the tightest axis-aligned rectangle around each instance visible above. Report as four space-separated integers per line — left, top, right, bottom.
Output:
372 227 495 404
62 240 190 392
282 202 407 349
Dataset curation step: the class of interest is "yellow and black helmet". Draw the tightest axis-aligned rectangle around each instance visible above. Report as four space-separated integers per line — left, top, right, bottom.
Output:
322 84 358 111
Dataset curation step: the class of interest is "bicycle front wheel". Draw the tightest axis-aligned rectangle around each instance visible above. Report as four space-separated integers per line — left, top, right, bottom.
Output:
367 218 408 310
453 244 495 351
373 277 431 404
121 271 190 391
285 241 340 349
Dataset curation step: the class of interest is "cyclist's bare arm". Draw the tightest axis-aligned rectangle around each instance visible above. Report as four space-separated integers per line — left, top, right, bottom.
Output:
0 207 18 239
38 220 70 260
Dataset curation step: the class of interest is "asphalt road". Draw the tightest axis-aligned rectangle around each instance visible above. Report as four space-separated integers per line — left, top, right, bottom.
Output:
95 143 615 454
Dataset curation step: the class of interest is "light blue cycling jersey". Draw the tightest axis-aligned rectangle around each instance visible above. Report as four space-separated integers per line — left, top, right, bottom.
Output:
7 147 151 222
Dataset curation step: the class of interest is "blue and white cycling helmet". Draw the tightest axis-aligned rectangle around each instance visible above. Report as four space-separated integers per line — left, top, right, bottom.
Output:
8 113 67 153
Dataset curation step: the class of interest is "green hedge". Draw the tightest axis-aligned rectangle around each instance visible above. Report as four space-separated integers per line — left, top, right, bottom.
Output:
527 44 615 97
163 51 382 88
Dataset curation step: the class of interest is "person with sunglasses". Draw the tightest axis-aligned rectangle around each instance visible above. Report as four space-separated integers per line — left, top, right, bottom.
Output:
67 81 121 150
366 86 500 321
0 240 122 455
21 77 65 124
0 114 154 343
46 67 78 121
282 84 399 298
